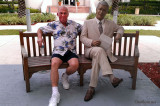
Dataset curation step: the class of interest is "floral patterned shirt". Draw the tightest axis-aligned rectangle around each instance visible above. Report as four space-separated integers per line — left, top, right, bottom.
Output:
40 20 82 56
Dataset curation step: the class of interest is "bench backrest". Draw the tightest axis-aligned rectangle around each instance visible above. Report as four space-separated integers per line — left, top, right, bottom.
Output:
19 30 139 57
19 30 82 57
112 31 139 57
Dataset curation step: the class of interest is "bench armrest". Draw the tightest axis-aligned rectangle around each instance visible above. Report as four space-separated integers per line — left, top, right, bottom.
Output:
21 45 28 58
134 45 139 57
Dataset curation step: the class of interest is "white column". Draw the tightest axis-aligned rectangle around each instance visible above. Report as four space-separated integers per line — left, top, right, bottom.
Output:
26 9 32 32
69 0 70 5
113 10 118 24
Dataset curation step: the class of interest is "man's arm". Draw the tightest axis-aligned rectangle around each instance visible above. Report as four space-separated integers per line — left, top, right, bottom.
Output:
37 28 44 47
115 33 121 41
80 21 93 47
114 23 124 41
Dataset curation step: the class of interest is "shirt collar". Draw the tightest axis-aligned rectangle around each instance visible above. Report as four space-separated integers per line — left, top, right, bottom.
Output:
58 20 71 26
95 17 104 25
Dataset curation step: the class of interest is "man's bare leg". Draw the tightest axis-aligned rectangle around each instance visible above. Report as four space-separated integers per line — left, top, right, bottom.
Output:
62 58 79 89
49 57 62 106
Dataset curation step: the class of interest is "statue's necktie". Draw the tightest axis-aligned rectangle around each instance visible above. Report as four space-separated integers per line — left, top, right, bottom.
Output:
99 21 103 34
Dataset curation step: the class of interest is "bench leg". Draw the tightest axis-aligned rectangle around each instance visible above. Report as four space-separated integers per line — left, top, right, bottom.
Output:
25 77 30 92
78 67 85 86
80 73 84 86
23 67 25 81
78 65 90 86
132 68 138 90
24 68 30 92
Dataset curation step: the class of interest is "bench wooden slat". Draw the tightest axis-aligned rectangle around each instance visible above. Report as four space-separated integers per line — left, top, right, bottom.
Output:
28 56 51 68
129 37 133 56
38 44 41 56
113 38 116 55
123 37 127 56
28 55 135 73
26 37 31 57
118 38 122 56
79 37 82 55
134 31 139 56
32 37 36 56
123 33 136 37
49 36 52 55
43 36 47 56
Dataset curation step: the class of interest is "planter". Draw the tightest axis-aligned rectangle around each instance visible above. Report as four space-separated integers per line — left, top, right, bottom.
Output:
77 2 80 6
135 8 140 15
58 2 62 6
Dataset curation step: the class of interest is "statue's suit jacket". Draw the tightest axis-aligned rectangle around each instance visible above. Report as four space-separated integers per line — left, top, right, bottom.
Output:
80 18 124 62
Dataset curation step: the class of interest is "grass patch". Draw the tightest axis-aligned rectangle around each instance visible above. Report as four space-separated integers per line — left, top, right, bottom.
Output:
0 30 160 38
0 30 26 35
125 30 160 37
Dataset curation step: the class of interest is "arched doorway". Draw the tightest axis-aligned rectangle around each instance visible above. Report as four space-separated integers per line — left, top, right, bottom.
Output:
63 0 75 6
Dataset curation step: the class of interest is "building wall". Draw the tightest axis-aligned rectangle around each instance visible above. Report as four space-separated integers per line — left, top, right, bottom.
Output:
52 0 90 6
25 0 112 12
25 0 44 9
52 0 58 6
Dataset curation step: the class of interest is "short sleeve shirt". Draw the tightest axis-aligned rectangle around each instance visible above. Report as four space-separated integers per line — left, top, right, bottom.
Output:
40 20 82 56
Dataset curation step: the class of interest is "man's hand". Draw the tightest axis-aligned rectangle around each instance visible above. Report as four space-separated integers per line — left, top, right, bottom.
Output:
37 38 44 47
115 33 121 42
91 40 101 47
37 28 44 47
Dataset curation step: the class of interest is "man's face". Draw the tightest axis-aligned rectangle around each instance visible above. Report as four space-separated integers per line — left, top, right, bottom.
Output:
96 4 108 20
57 8 69 25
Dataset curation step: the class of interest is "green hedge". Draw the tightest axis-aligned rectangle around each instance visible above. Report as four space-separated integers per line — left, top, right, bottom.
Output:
0 5 17 13
27 8 41 13
87 13 157 26
0 5 40 13
119 1 160 15
119 6 160 15
0 1 18 4
0 13 56 25
119 1 160 7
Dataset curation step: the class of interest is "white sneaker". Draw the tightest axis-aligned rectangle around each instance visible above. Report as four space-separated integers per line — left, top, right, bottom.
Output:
48 93 60 106
61 73 70 90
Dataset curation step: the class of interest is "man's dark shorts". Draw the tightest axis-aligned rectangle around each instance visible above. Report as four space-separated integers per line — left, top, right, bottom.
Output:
51 50 78 62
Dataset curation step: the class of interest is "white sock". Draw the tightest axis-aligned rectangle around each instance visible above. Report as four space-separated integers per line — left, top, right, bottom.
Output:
52 87 59 95
109 74 115 83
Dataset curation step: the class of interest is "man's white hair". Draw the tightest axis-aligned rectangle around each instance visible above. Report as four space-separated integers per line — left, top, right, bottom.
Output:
96 1 109 10
58 6 69 13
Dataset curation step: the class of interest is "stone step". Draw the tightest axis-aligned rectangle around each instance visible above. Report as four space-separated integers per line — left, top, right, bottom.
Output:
47 6 90 13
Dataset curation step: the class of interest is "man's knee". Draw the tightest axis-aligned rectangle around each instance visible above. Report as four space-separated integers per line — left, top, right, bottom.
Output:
68 58 79 70
51 58 62 68
71 62 79 70
93 47 106 56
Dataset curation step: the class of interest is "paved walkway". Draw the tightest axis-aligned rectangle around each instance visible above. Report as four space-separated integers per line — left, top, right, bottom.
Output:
0 13 160 106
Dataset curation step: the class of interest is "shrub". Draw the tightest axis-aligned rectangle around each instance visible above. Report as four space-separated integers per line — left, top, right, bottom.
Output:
119 1 160 15
0 5 40 13
87 13 112 20
0 1 18 4
86 13 96 20
118 15 134 26
27 8 41 13
86 13 157 26
104 14 112 20
0 13 56 25
0 5 18 13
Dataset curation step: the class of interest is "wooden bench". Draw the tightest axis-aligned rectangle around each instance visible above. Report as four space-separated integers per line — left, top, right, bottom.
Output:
19 30 139 92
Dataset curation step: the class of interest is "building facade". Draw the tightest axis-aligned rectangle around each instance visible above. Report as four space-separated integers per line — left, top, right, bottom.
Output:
25 0 113 13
